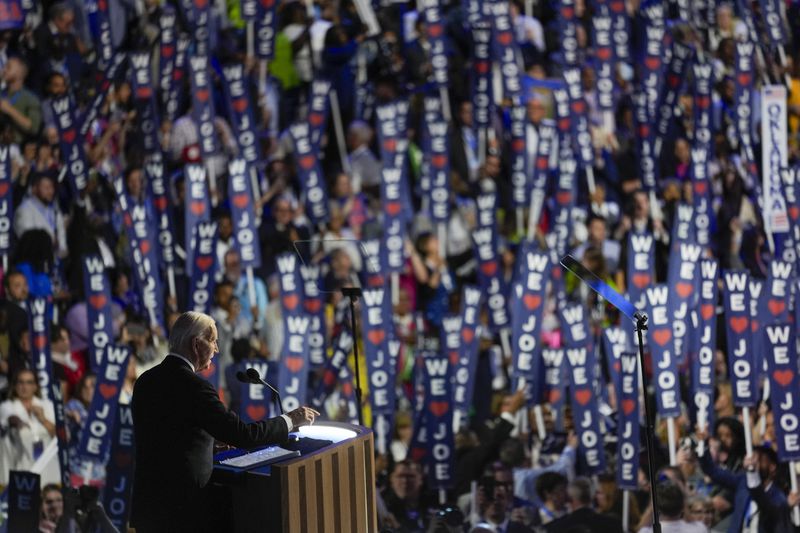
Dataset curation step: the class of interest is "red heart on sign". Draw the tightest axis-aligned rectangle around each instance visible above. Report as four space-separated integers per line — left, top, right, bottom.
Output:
631 273 650 289
173 70 183 81
548 389 561 403
367 330 385 345
523 294 541 310
768 300 786 316
475 61 489 74
34 335 46 350
773 369 794 387
729 316 748 334
644 57 660 70
610 0 624 12
536 157 548 170
667 74 680 88
429 401 449 417
282 294 299 310
196 88 210 103
431 154 447 168
190 201 206 216
596 47 612 61
511 138 525 152
386 202 402 216
675 282 693 299
383 139 397 152
558 118 570 131
233 98 248 113
411 448 426 462
323 371 336 387
575 388 592 406
701 304 714 320
428 23 443 39
652 328 672 347
304 299 322 314
299 155 315 170
0 183 8 196
571 100 585 114
194 0 208 8
246 405 266 420
481 261 498 277
622 399 636 415
556 191 572 206
751 320 759 333
99 383 118 400
114 452 132 468
497 32 512 46
638 124 650 138
154 196 167 211
140 240 151 255
89 294 107 309
135 86 152 99
162 44 174 58
195 256 213 271
696 95 710 109
561 6 574 18
261 0 274 7
285 356 304 373
309 113 324 127
461 327 474 343
62 129 76 144
449 351 459 365
342 382 353 396
614 361 621 373
694 181 707 195
233 194 249 209
737 73 751 86
787 205 800 221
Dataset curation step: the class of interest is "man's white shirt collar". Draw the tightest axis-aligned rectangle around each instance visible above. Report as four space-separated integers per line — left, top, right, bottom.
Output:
169 353 195 373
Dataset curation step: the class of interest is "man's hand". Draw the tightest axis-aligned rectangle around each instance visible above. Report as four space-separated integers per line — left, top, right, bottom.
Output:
788 491 800 508
287 406 320 428
500 388 526 414
743 453 758 472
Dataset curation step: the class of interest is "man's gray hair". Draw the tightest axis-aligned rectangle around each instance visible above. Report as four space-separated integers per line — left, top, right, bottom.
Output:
347 120 372 145
169 312 215 356
49 1 74 21
567 477 594 506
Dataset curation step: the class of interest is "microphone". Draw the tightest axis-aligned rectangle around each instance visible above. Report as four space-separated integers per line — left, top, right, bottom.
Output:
239 368 285 416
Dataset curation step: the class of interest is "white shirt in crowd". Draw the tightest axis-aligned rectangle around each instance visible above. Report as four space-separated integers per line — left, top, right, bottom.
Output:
0 396 56 478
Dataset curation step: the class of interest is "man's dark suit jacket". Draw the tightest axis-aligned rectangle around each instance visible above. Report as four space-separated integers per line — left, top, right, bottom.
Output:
544 507 624 533
131 355 289 532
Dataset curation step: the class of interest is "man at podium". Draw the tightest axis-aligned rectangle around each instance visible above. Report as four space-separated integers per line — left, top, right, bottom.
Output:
131 311 319 533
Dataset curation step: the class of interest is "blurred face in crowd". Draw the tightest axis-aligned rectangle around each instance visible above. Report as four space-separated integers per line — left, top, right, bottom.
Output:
7 272 29 302
331 249 352 277
544 479 568 511
488 469 514 517
716 5 733 32
588 218 607 244
675 139 690 164
126 168 144 198
527 98 546 124
395 287 411 315
79 374 96 405
687 499 714 528
218 215 233 241
14 369 38 401
459 101 473 128
332 173 352 198
53 9 75 34
3 57 27 86
757 450 777 481
390 462 422 501
41 488 63 523
224 251 242 282
215 283 234 310
273 199 292 226
633 191 649 220
34 176 56 204
51 327 70 354
46 73 67 97
716 422 735 453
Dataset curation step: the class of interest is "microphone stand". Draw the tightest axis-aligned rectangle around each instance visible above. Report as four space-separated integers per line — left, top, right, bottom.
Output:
342 287 365 426
634 312 661 533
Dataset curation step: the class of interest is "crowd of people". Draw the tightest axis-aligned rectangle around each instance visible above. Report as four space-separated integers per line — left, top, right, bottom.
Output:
0 0 799 531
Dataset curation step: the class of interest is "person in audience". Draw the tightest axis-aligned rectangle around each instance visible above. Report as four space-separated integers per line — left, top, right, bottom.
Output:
544 477 623 532
39 483 64 533
0 56 42 144
0 369 56 478
535 472 568 525
638 480 708 533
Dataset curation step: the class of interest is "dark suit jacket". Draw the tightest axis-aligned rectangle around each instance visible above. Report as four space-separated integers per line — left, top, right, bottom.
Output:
544 507 623 533
131 355 289 532
699 451 793 533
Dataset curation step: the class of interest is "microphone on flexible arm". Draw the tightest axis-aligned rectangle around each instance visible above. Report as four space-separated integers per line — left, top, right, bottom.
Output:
235 369 286 416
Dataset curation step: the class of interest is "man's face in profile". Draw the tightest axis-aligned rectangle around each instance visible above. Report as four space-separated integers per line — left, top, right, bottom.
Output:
195 325 219 371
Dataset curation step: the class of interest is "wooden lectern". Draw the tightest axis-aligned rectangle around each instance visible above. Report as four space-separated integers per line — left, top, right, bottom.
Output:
212 423 377 532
